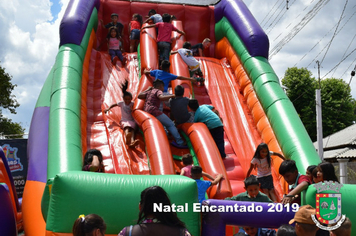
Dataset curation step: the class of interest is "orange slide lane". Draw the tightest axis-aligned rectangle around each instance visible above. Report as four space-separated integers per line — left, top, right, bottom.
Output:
170 21 233 199
214 37 286 198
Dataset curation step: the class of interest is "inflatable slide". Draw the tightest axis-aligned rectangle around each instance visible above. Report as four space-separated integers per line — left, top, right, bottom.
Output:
20 0 355 235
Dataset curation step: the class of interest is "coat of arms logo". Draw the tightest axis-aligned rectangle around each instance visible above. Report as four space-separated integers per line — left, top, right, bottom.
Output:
311 181 346 230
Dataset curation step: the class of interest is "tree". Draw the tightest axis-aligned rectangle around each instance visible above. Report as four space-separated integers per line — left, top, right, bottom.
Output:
281 67 356 141
320 78 356 137
0 64 24 139
282 67 318 140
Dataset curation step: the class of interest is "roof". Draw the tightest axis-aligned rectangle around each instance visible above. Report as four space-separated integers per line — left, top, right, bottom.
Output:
314 123 356 161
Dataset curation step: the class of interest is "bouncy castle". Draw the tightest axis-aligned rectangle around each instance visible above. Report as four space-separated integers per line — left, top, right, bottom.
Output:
1 0 355 235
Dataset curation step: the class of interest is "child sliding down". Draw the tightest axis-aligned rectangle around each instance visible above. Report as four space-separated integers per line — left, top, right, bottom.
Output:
107 26 125 66
105 92 139 147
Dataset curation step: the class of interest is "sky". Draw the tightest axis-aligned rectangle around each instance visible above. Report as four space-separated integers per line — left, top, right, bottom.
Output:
0 0 355 137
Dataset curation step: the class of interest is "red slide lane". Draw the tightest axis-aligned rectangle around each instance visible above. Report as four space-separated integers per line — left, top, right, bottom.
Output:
86 49 150 175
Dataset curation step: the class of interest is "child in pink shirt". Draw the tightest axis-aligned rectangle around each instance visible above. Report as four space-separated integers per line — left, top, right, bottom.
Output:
141 13 185 64
180 154 214 180
107 26 125 66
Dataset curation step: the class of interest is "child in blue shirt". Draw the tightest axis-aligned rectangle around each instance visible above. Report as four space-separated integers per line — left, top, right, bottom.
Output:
188 99 226 158
191 166 223 203
144 60 196 93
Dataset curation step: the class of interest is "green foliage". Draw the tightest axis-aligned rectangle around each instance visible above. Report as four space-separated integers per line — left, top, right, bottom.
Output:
281 67 356 141
320 78 356 137
0 64 24 138
0 115 24 139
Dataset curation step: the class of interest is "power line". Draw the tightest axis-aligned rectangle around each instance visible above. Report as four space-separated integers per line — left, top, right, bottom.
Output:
332 33 356 77
319 0 349 65
262 0 285 28
305 10 355 69
266 0 297 35
340 57 356 79
296 9 355 68
269 0 331 59
322 48 356 79
265 1 288 33
260 0 281 26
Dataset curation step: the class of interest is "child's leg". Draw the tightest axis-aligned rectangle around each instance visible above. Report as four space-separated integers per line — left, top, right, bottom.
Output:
157 41 171 62
108 49 116 61
195 68 204 77
124 127 132 145
156 113 185 146
209 126 226 158
115 50 124 64
268 189 278 202
126 127 139 147
134 39 139 51
130 39 135 53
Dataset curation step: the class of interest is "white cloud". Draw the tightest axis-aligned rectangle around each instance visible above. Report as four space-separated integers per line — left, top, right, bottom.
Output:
0 0 70 134
245 0 356 96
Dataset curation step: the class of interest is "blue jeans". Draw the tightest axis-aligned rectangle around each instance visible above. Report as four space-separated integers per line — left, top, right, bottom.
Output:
109 49 123 62
157 41 171 62
156 113 184 145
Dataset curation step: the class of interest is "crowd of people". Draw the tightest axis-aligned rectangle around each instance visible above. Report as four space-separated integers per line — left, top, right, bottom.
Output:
75 9 352 236
101 10 211 67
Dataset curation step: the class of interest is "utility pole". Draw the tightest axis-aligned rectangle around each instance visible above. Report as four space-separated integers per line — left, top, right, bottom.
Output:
315 60 323 161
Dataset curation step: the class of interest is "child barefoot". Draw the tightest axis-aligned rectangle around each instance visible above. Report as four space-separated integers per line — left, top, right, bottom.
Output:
105 92 139 147
129 13 142 53
107 26 125 66
246 143 278 202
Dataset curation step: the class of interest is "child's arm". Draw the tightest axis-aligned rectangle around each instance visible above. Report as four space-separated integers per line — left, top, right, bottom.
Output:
100 19 105 28
180 169 186 176
143 68 151 76
141 24 156 31
175 29 185 36
270 151 285 160
198 48 203 57
143 17 153 24
104 103 119 113
89 155 101 172
211 174 223 185
246 163 256 177
138 87 153 99
281 181 309 204
177 75 197 84
158 94 175 101
202 171 215 181
212 108 223 123
171 50 178 55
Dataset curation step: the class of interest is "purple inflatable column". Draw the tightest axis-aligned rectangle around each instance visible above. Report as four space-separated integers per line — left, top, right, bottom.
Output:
201 200 296 236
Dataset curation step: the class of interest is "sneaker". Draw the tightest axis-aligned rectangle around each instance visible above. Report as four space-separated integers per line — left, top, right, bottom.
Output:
171 141 188 149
